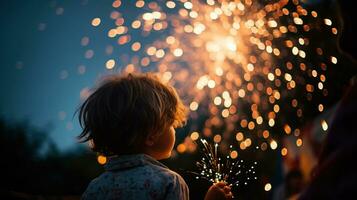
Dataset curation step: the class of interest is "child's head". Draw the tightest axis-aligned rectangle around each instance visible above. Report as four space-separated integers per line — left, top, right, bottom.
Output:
77 73 186 159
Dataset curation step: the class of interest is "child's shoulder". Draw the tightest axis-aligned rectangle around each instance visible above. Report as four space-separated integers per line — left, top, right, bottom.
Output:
137 155 186 184
97 154 186 186
82 154 189 199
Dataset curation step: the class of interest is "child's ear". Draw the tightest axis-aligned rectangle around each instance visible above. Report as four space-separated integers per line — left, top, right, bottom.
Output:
145 133 158 146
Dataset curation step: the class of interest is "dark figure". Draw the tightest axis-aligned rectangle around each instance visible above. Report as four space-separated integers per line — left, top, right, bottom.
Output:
274 169 304 200
299 0 357 199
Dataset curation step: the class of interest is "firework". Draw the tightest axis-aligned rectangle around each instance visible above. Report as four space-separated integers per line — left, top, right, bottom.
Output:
157 0 338 154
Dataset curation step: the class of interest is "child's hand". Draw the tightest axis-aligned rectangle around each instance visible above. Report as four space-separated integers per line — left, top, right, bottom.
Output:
204 182 233 200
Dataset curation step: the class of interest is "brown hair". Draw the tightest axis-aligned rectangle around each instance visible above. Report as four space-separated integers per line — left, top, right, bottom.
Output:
77 73 187 156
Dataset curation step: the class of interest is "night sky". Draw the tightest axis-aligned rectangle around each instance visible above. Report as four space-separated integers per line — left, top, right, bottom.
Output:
0 0 129 151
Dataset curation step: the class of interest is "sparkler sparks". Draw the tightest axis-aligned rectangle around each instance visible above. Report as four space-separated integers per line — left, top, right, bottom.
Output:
193 139 258 188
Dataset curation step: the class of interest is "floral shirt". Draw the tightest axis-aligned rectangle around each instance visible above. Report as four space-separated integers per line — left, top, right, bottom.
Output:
82 154 189 200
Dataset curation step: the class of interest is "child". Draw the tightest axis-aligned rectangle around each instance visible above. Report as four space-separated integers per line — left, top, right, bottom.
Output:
78 73 232 200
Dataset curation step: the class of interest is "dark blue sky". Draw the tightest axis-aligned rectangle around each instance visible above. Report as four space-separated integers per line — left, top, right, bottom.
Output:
0 0 134 151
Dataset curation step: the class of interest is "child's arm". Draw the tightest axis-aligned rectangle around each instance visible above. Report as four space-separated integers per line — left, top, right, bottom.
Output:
204 182 233 200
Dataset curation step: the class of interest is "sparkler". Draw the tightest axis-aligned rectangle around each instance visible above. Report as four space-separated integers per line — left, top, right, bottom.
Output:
193 139 258 188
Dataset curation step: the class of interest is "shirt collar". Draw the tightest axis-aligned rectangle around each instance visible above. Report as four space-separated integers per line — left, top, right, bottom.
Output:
104 154 168 171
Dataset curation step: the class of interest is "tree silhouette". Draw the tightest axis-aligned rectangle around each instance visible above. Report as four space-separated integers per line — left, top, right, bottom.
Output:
0 118 103 199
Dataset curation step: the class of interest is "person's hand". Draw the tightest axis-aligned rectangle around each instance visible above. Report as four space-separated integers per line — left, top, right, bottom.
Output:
204 181 233 200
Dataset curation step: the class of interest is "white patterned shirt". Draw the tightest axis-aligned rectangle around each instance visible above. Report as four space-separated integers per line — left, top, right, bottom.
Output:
82 154 189 200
